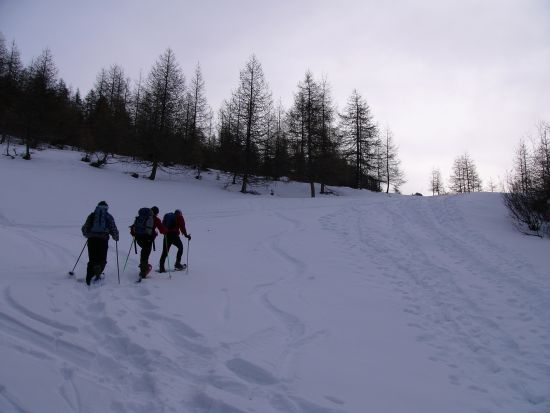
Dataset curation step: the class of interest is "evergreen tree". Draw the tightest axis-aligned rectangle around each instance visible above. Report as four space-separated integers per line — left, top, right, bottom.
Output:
233 55 272 193
449 153 482 193
287 71 322 197
339 89 378 190
138 48 185 180
84 65 132 165
271 101 290 180
21 48 59 159
317 78 338 194
218 92 244 183
0 38 23 149
185 63 210 177
430 167 444 195
0 33 7 77
382 128 406 193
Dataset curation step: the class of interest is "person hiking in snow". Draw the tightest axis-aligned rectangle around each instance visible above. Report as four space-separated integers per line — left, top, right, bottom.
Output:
81 201 119 285
130 206 167 279
159 209 191 272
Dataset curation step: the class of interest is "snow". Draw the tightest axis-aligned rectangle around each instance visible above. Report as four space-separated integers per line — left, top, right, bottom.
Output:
1 145 549 413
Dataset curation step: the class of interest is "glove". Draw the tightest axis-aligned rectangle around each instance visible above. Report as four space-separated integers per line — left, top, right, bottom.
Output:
113 235 119 242
185 234 191 241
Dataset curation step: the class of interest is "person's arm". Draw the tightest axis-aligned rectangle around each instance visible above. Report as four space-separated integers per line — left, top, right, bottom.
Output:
81 213 93 238
178 214 190 239
154 216 168 235
108 214 119 241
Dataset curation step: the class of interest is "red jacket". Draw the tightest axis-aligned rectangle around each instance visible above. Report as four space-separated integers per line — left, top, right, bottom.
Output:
166 211 188 236
153 215 168 237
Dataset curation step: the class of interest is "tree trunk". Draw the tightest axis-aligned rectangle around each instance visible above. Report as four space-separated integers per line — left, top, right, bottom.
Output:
24 128 31 160
4 135 11 157
149 160 158 180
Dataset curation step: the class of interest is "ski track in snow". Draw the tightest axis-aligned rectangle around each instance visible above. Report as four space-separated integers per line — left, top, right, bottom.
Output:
190 206 345 413
321 195 550 411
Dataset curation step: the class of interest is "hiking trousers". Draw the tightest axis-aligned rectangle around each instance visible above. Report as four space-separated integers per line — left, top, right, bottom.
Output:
159 233 183 269
86 237 108 281
135 235 154 267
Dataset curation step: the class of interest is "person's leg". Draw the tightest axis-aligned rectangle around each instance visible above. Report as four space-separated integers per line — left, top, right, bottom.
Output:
136 236 153 276
94 238 109 280
174 236 184 267
159 235 171 271
86 239 96 285
86 238 103 285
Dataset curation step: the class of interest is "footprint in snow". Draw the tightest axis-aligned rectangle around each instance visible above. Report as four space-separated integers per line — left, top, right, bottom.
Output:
225 358 278 385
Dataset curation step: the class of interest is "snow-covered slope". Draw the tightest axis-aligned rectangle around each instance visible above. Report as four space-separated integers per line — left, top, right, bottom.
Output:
1 147 549 413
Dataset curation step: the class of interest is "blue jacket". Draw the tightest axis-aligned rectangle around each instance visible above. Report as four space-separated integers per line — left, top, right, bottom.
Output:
82 205 119 241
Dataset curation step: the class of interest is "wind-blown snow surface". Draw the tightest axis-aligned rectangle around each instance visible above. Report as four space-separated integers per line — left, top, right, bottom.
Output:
1 147 549 413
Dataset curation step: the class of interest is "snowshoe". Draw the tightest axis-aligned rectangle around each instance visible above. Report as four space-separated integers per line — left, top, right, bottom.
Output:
137 264 152 283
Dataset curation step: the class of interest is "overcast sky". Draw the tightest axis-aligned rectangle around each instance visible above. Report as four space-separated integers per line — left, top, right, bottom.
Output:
2 0 549 194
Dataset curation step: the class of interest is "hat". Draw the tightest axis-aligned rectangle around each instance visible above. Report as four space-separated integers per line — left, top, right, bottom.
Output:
151 206 159 215
98 201 108 207
175 209 182 215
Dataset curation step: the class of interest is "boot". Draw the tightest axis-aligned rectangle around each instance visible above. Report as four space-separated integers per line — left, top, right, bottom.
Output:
86 263 94 286
139 262 149 278
174 262 185 270
158 259 166 273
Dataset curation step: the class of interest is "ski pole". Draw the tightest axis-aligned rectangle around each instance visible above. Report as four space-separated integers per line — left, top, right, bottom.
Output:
153 238 156 251
123 238 135 273
69 240 88 275
186 237 190 273
164 236 171 279
116 240 120 284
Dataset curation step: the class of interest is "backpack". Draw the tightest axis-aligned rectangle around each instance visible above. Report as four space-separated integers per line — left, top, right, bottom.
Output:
133 208 154 236
90 205 109 234
162 212 177 230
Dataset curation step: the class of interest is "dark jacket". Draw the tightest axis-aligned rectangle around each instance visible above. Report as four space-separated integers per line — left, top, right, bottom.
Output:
82 205 119 241
130 215 167 238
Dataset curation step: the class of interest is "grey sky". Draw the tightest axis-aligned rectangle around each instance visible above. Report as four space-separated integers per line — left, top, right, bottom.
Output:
2 0 549 194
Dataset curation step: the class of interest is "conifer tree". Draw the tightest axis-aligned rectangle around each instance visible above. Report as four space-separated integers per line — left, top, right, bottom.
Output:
22 48 58 159
449 153 482 193
287 71 322 197
317 78 338 194
339 90 378 190
382 128 406 193
185 63 210 176
0 37 23 147
430 168 444 195
233 55 272 193
138 48 185 180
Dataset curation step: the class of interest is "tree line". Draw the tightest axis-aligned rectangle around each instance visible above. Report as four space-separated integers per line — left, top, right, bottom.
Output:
425 122 550 236
503 122 550 236
429 152 484 196
0 34 405 196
